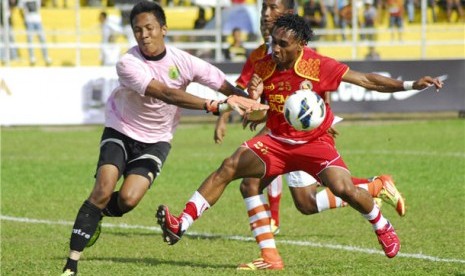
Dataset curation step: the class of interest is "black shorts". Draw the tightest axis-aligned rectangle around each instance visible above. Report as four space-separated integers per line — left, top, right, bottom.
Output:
96 127 171 186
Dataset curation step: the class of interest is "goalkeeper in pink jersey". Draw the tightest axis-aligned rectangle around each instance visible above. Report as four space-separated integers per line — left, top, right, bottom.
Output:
214 0 406 236
157 13 443 270
61 2 267 275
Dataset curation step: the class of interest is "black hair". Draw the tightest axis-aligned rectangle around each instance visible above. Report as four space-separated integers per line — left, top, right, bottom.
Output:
129 0 167 29
274 13 313 43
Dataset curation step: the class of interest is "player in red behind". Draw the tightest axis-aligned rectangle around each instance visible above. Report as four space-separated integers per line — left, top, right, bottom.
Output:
156 13 443 270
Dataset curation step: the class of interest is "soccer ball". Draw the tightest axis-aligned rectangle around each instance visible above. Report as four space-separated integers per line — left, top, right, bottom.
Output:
283 89 326 131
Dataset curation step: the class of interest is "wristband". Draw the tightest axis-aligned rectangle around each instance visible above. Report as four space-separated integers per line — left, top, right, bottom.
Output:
204 100 216 113
403 81 414 91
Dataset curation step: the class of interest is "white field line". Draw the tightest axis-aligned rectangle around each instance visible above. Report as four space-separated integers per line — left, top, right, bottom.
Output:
2 215 465 264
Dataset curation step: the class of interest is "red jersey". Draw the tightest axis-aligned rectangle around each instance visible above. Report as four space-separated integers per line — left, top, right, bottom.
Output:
236 43 268 89
254 47 349 143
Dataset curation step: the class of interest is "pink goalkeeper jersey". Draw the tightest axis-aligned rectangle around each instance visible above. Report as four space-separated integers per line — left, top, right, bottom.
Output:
105 46 226 143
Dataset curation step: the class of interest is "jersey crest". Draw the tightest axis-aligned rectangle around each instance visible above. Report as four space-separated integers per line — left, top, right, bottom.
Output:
254 48 321 82
295 54 321 81
254 58 276 81
168 66 180 80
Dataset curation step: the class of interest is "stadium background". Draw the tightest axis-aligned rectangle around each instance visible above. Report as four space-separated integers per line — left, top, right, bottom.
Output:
1 2 464 274
1 0 464 125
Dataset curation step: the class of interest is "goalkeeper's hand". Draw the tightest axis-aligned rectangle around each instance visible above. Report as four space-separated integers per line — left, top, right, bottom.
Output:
204 95 268 116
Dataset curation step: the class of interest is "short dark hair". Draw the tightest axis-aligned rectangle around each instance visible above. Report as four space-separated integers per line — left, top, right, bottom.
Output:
274 13 313 43
130 0 166 29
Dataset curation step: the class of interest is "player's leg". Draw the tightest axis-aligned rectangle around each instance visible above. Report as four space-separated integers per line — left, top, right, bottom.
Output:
62 164 119 275
267 175 282 234
315 175 405 216
62 128 127 275
237 176 284 270
157 146 264 245
319 167 400 258
109 141 170 216
286 171 319 214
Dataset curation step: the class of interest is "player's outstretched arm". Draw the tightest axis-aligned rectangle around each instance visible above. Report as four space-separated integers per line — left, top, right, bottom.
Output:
343 70 444 92
145 79 268 116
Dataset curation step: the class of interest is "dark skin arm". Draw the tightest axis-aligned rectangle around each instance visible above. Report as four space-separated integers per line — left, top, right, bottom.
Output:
144 79 250 111
342 70 443 92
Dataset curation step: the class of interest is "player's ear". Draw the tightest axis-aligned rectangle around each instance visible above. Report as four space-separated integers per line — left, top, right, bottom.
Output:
161 25 168 36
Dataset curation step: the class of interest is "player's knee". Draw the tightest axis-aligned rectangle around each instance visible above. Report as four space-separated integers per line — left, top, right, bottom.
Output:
218 157 237 180
330 180 356 201
89 185 114 208
294 201 319 215
118 194 140 212
239 178 261 197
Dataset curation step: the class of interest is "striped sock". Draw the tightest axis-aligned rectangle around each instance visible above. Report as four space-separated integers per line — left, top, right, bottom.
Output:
180 191 210 232
244 195 277 251
362 204 388 230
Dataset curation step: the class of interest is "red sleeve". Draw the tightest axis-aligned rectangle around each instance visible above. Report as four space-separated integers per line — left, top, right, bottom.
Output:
236 57 254 89
318 56 349 92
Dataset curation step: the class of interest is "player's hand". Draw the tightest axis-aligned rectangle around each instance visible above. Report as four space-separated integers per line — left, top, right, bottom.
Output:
327 126 339 138
242 115 266 131
414 76 444 92
214 113 229 144
247 74 264 100
212 95 268 116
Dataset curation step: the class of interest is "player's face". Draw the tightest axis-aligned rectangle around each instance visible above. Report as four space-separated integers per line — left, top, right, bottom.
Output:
271 27 303 70
132 12 167 57
261 0 291 33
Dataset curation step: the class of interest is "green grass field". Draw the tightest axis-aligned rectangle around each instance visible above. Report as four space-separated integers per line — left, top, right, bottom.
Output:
1 118 465 275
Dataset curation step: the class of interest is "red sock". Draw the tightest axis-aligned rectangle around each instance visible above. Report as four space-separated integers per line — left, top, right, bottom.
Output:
268 194 281 226
351 176 370 185
183 201 198 220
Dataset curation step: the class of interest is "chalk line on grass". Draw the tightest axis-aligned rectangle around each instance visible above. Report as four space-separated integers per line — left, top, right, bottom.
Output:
2 215 464 264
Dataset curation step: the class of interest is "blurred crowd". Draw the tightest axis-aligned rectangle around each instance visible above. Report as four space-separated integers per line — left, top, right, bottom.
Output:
1 0 464 66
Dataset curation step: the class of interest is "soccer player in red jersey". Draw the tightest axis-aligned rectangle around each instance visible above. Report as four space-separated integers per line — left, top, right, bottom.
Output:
157 13 443 270
214 0 405 236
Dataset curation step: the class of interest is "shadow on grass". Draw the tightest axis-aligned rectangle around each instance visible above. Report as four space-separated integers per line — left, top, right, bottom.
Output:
59 256 237 269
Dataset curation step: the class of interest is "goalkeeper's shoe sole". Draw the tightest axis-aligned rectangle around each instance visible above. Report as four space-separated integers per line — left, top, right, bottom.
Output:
156 205 184 245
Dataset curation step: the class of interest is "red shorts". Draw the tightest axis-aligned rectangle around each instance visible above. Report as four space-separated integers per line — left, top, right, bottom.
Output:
243 133 348 182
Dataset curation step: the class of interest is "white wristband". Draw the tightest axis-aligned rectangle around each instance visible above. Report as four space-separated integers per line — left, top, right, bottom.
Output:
403 81 414 91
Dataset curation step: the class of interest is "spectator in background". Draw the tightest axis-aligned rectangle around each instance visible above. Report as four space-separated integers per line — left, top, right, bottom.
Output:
387 0 404 40
446 0 464 22
405 0 415 23
337 0 352 40
322 0 338 29
428 0 437 22
194 6 208 29
303 0 327 40
99 11 122 66
365 46 381 60
224 27 248 62
18 0 52 66
362 0 377 40
192 6 213 60
1 0 20 64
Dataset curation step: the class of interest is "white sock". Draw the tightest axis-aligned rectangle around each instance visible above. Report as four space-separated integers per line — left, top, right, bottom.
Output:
180 191 210 232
